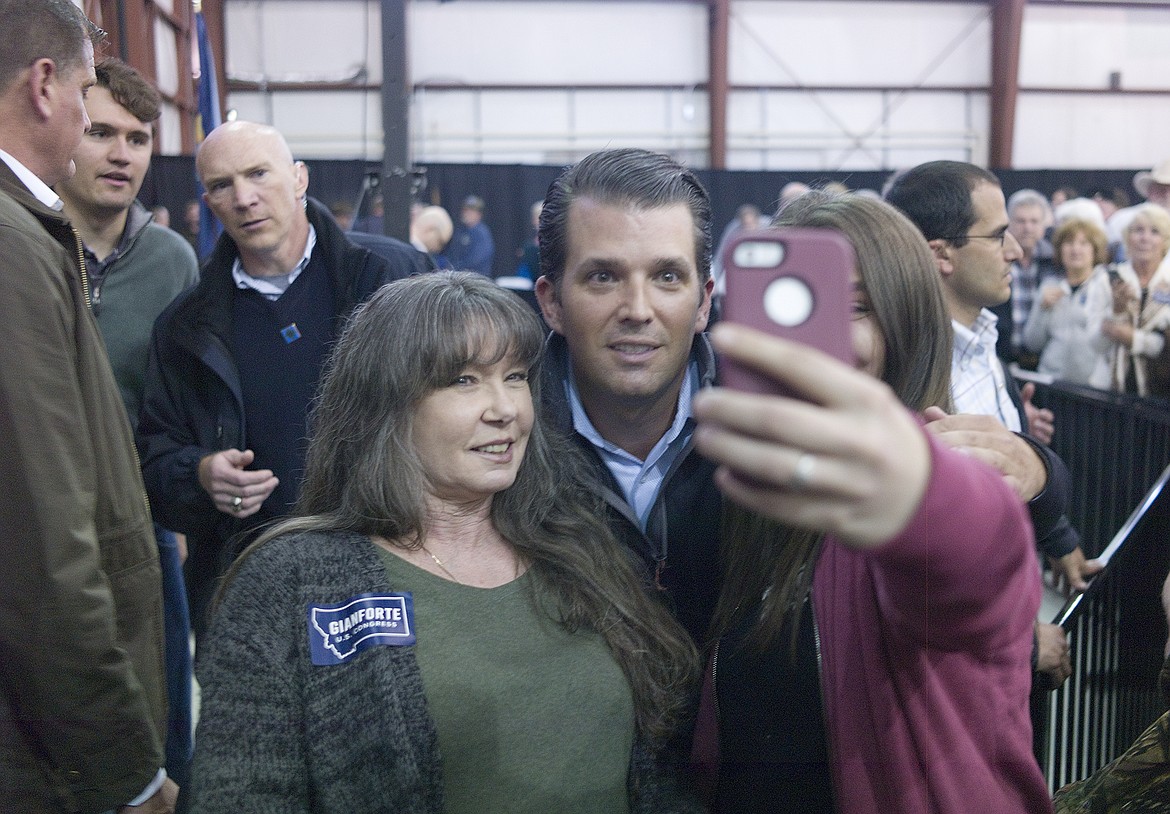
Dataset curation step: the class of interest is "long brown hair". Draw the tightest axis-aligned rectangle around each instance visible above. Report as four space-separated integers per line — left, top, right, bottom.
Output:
234 272 696 739
711 192 952 651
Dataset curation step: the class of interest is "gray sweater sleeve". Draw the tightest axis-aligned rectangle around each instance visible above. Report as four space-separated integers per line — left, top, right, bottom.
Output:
188 540 313 813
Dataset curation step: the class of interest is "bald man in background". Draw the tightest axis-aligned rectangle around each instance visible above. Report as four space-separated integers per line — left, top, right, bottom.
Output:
410 204 453 266
136 121 411 641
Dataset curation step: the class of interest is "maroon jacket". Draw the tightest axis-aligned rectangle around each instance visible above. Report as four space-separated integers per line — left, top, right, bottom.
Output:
814 431 1051 813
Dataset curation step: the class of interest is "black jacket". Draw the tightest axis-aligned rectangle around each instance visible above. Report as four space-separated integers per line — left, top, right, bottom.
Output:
541 332 723 643
136 198 413 635
1005 369 1081 560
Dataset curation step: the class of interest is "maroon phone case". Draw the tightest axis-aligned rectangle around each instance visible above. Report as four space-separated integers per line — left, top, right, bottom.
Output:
718 227 856 396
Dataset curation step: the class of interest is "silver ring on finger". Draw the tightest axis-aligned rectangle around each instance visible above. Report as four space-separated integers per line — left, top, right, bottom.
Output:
231 495 244 512
790 452 817 492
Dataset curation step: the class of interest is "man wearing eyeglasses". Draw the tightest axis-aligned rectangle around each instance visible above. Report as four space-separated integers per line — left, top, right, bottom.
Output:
886 161 1024 421
888 160 1098 694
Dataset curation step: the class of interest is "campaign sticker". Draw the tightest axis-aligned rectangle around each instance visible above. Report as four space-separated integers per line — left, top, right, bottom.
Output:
308 593 415 666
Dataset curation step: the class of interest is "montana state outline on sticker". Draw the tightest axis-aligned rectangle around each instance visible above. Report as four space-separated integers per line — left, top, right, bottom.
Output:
308 593 415 665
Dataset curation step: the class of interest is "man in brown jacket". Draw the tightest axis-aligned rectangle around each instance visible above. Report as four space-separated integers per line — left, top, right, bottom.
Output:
0 2 173 811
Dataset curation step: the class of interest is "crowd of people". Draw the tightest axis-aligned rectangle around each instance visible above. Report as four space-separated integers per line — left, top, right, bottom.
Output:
992 178 1170 399
715 168 1170 401
4 2 1170 813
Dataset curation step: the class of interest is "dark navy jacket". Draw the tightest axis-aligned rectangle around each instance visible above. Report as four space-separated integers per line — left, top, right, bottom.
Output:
136 198 413 635
541 332 723 643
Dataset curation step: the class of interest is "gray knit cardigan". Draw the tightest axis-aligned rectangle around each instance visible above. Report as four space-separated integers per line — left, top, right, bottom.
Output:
189 530 701 813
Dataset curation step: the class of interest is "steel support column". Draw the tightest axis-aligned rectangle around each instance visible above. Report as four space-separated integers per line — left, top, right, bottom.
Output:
708 0 730 169
381 0 411 242
989 0 1025 169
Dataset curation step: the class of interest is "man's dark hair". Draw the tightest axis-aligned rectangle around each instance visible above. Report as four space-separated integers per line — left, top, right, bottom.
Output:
96 58 161 124
538 148 712 286
884 160 999 248
0 0 104 93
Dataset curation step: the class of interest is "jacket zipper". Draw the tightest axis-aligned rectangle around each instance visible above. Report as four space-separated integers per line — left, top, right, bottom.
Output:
710 637 722 726
75 227 151 515
72 228 91 308
91 205 154 313
810 593 839 790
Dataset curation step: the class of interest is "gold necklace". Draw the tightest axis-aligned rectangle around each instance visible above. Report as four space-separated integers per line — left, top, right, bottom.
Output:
420 544 460 584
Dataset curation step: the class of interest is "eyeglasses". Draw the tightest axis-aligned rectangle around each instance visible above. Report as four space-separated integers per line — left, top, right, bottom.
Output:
945 232 1008 247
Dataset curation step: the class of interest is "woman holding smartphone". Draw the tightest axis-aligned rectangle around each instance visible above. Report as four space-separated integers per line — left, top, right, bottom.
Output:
1090 203 1170 397
691 193 1049 814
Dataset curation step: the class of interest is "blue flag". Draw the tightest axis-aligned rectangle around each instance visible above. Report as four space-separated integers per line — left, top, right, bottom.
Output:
194 8 223 260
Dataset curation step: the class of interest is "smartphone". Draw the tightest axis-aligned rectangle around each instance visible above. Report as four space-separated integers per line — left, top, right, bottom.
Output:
718 227 856 396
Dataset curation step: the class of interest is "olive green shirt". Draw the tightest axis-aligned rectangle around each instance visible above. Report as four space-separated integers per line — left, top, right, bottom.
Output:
378 548 634 813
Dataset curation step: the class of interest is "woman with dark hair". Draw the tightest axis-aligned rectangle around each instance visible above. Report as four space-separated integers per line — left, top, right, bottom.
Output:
189 272 699 813
692 193 1049 814
1023 217 1112 384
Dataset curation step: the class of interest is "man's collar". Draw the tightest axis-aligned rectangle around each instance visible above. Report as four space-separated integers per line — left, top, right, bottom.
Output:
952 308 998 343
70 202 144 263
564 357 700 462
82 204 147 268
0 149 62 210
231 223 317 294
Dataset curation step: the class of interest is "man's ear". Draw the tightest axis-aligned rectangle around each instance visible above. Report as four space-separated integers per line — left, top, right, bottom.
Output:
928 238 955 278
293 161 309 199
695 275 714 333
534 275 564 335
27 59 55 120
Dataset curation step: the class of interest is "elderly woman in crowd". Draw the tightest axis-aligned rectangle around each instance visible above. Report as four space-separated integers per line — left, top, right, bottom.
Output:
1023 217 1112 384
189 272 699 813
692 193 1049 814
1091 204 1170 397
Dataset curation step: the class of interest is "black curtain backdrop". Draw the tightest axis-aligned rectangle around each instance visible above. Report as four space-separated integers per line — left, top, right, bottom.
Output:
141 156 1145 279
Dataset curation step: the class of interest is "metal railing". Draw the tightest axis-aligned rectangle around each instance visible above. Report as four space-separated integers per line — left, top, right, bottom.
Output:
1023 378 1170 792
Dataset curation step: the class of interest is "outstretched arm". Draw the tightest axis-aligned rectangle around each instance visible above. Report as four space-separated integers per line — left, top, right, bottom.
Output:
694 324 1037 640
